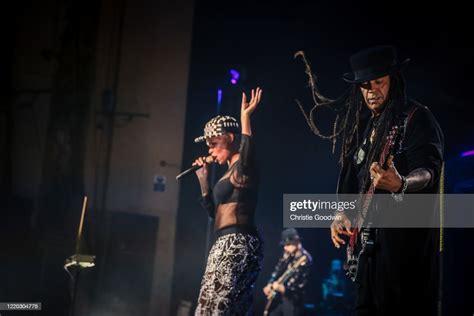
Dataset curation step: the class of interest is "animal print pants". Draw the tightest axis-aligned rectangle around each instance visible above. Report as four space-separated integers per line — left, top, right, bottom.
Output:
195 232 263 315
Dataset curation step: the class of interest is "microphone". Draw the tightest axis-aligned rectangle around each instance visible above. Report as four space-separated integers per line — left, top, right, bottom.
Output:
176 156 215 180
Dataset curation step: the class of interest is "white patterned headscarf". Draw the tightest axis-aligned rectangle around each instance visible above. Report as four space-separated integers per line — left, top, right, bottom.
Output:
194 115 240 143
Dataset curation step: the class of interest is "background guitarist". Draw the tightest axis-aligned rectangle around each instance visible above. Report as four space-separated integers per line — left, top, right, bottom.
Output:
263 228 312 316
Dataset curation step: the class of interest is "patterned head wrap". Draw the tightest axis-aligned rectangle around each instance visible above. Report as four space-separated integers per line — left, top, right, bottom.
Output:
194 115 240 143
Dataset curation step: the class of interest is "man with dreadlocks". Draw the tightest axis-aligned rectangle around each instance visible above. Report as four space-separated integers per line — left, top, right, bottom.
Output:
296 46 444 315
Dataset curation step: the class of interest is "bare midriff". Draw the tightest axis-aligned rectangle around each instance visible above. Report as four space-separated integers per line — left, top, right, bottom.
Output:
215 202 252 230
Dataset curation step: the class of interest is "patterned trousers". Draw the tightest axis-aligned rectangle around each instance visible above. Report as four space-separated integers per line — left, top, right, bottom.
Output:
195 232 263 315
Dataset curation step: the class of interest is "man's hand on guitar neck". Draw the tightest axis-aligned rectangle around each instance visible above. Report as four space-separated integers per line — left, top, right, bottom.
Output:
263 284 272 296
263 282 285 297
271 282 285 294
330 212 353 249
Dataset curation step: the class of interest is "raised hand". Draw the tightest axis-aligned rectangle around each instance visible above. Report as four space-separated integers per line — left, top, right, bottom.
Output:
241 87 263 118
241 87 263 136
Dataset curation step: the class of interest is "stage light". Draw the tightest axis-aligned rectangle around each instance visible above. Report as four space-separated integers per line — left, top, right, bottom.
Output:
461 150 474 158
217 89 223 105
230 69 240 85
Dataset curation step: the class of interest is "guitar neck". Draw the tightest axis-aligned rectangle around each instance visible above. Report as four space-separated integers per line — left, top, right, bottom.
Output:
277 268 294 284
276 256 306 284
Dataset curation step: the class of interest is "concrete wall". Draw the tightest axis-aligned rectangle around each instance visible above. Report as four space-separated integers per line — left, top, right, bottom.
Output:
86 0 194 314
7 0 194 314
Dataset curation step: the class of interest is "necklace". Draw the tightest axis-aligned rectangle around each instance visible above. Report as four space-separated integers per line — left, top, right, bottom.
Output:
369 116 380 144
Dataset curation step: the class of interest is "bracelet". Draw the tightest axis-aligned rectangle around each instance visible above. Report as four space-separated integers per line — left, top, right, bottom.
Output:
395 176 407 194
392 176 407 202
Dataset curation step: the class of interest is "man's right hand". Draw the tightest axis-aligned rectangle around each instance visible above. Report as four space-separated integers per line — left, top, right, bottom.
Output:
330 212 353 249
263 284 272 296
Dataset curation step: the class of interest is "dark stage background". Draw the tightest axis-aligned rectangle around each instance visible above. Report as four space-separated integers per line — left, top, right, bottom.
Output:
173 1 474 315
2 0 474 315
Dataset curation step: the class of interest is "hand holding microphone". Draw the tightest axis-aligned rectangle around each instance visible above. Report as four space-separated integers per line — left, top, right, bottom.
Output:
192 156 214 180
176 155 215 180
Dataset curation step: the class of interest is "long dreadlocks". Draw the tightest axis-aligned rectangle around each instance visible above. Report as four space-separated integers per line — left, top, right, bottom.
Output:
294 51 409 192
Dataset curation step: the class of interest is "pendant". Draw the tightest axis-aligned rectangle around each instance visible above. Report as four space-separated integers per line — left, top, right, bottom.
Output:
356 147 365 165
369 128 376 144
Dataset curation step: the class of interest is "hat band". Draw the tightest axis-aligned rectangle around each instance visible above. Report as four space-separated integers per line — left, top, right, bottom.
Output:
352 63 397 81
281 237 301 244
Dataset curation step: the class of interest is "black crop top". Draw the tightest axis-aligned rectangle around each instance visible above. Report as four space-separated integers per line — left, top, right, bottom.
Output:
199 134 259 224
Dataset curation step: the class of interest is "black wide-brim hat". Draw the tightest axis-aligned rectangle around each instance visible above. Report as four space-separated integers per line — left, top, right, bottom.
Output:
343 45 410 83
280 228 301 245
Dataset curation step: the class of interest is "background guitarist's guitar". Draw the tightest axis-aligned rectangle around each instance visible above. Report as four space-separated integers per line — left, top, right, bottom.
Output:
263 255 308 315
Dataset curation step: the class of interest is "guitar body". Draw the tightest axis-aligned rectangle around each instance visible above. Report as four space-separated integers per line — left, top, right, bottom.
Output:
346 227 375 282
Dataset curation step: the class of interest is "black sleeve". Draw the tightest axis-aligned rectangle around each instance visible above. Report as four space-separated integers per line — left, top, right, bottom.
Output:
198 192 215 219
284 255 312 299
337 149 359 194
267 255 288 285
239 134 256 175
403 106 444 188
